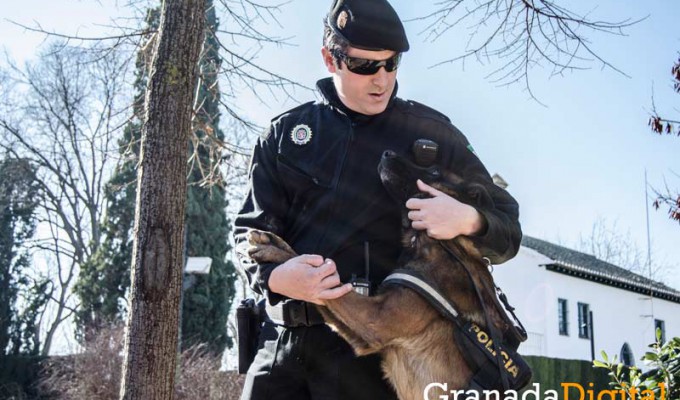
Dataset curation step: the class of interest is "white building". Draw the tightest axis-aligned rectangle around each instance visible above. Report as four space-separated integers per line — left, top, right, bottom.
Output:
492 236 680 366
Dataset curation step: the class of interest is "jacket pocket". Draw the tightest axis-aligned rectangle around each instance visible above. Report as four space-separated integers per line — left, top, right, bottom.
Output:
277 155 331 197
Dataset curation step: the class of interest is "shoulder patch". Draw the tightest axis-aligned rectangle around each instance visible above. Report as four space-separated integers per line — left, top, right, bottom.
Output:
405 100 451 123
466 144 478 156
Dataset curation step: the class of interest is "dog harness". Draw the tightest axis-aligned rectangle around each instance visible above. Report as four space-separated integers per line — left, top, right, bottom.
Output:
382 250 532 392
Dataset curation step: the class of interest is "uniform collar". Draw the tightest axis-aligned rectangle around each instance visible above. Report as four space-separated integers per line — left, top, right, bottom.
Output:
316 77 399 122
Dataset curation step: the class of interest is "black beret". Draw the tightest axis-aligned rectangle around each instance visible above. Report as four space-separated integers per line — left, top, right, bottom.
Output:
327 0 409 52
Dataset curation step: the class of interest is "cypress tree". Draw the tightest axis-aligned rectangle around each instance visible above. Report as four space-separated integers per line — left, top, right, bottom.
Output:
181 1 235 352
0 157 44 356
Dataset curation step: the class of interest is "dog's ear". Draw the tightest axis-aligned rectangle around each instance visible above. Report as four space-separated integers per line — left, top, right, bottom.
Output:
429 180 459 200
465 183 493 208
442 170 464 185
429 170 464 199
431 174 494 211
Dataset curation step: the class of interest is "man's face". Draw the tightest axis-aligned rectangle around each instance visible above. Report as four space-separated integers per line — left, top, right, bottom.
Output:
322 46 398 116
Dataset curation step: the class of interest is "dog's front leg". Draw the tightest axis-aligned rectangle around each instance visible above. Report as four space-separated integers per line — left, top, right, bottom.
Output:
324 287 438 356
316 306 375 354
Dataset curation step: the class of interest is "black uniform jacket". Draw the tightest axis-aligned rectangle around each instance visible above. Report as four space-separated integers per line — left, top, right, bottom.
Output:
234 78 522 305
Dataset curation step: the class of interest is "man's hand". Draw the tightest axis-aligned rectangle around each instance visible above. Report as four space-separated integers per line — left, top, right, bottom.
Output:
406 179 485 240
268 255 353 305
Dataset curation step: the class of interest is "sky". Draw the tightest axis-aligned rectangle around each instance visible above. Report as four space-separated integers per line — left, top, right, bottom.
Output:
2 0 679 351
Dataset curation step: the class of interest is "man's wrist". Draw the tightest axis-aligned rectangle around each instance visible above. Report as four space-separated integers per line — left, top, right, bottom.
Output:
267 264 283 295
259 263 286 305
466 206 487 236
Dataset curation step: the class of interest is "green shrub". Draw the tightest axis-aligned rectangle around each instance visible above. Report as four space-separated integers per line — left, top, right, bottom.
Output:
0 355 46 399
594 332 679 400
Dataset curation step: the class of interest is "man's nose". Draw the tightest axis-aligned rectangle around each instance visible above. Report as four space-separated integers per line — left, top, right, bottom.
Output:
371 66 389 86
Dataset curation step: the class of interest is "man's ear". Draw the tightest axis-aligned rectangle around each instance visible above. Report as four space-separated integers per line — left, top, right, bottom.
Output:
321 47 337 73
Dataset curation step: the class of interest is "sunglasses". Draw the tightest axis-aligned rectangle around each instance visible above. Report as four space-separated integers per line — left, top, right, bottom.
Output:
331 50 402 75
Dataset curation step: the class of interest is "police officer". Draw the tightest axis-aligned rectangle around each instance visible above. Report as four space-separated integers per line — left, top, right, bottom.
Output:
234 0 522 398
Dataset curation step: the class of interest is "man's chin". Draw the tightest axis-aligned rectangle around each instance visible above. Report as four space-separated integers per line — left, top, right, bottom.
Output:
361 102 389 115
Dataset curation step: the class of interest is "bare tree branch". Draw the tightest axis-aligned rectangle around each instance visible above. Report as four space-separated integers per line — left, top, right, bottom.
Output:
577 217 671 280
0 42 130 355
652 180 680 223
414 0 644 100
6 19 153 44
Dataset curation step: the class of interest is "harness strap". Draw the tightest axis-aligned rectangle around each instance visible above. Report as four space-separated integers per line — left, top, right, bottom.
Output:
383 270 460 322
495 285 529 347
463 259 511 391
437 243 510 391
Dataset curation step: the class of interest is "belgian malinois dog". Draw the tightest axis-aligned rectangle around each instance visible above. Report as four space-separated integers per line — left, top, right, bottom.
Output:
245 150 528 400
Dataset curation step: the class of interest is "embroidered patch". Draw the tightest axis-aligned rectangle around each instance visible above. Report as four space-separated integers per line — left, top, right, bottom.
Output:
466 144 477 156
291 124 313 145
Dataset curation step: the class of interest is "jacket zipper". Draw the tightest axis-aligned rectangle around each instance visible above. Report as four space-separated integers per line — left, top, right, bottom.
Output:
314 118 354 254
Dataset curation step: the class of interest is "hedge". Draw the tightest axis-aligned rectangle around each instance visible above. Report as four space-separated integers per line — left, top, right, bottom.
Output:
524 356 612 400
0 355 47 399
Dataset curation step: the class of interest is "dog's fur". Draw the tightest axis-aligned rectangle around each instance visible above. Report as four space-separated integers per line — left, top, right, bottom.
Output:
245 151 515 400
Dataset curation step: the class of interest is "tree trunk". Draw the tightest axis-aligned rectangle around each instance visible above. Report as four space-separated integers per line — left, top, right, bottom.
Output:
119 0 205 399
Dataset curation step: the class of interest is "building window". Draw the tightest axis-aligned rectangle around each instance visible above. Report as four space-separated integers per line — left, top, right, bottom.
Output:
578 302 590 339
655 319 666 344
558 298 569 336
620 343 635 367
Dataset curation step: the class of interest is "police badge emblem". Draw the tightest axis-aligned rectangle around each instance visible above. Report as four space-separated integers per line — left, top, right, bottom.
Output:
291 124 313 145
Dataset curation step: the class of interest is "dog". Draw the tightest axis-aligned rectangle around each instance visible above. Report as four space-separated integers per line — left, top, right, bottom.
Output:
245 150 528 400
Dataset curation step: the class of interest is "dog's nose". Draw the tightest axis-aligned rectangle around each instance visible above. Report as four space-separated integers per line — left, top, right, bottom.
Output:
383 150 396 159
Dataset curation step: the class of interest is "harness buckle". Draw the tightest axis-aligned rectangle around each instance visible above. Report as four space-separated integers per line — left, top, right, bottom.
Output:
483 257 493 273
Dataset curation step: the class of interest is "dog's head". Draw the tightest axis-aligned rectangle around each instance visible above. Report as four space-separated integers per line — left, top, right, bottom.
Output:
378 150 492 212
378 149 525 351
378 148 496 263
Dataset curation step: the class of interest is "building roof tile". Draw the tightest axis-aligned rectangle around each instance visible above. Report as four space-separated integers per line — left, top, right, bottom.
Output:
521 236 680 304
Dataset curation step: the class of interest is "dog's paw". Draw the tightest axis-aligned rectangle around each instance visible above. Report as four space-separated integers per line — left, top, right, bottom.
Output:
246 230 298 264
247 230 294 251
246 230 273 246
